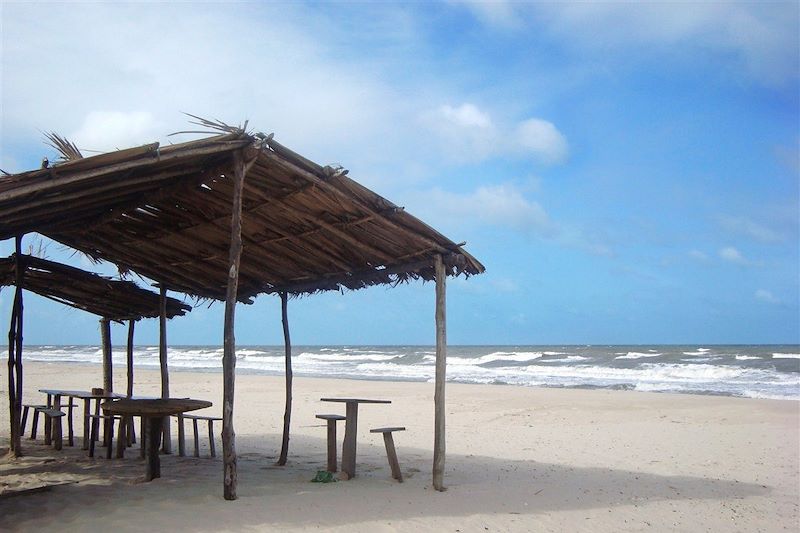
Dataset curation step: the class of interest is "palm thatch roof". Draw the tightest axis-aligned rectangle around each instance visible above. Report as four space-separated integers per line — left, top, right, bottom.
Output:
0 123 484 301
0 254 191 321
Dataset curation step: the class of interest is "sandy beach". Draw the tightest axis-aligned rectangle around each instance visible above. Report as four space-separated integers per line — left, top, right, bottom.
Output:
1 361 797 532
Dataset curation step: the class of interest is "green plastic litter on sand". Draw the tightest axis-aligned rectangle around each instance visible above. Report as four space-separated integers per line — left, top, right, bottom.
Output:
311 470 337 483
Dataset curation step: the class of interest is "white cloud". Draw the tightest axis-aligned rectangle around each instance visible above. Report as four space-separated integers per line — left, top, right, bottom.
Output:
716 214 784 243
423 183 556 237
424 103 498 162
439 103 493 129
424 103 568 165
513 118 569 164
754 289 779 304
719 246 746 264
0 3 409 175
2 3 572 189
455 2 799 87
409 183 613 257
454 0 521 30
71 111 161 153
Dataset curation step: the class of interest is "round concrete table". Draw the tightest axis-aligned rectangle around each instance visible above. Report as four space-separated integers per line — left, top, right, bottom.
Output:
102 398 212 481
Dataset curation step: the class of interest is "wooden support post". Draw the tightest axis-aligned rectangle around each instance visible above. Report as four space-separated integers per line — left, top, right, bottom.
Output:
7 288 19 455
100 318 113 394
383 432 403 482
326 420 338 472
193 418 200 457
13 241 24 456
159 286 171 454
82 399 90 450
208 419 216 458
7 239 24 456
177 414 186 456
116 416 127 458
341 402 358 479
126 320 135 398
222 149 246 500
433 254 447 491
67 397 74 446
126 323 136 443
100 317 113 447
146 416 162 481
140 416 146 459
277 292 292 466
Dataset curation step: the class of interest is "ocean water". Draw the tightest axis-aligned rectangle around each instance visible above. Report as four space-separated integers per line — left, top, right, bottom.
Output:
23 345 800 400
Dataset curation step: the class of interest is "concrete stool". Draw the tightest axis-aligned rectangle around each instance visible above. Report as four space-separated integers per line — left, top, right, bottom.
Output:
370 427 405 482
176 414 222 457
316 414 346 472
21 404 47 439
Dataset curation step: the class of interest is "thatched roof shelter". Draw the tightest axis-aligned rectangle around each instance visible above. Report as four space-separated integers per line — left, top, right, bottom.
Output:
0 120 484 498
0 254 190 320
0 128 483 301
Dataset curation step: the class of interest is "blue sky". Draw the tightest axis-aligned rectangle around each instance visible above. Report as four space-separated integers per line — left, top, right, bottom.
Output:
1 1 798 345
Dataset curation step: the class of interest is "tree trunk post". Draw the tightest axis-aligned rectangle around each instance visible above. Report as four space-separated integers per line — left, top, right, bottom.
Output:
100 318 113 394
126 320 135 398
7 238 25 455
277 291 292 465
433 254 447 491
7 284 19 455
223 149 246 500
159 286 171 453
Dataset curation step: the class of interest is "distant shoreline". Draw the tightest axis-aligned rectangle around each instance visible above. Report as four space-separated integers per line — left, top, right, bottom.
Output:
26 357 800 401
24 343 800 348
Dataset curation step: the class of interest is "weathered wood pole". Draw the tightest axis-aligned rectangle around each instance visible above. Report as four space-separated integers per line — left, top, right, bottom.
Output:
100 318 113 394
7 288 18 455
99 317 113 448
146 416 163 480
124 319 136 446
126 320 135 397
159 286 171 453
277 291 292 466
7 239 25 455
222 150 246 500
433 254 447 491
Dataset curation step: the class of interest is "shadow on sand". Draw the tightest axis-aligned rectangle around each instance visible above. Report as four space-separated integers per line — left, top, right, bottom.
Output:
0 433 769 531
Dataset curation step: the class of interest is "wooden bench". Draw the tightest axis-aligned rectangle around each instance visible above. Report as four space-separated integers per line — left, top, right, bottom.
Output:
87 414 121 459
21 404 47 440
175 413 221 457
370 427 405 482
38 408 66 450
316 414 346 472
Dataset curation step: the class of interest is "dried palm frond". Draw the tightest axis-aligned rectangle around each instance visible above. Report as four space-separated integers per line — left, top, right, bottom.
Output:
44 132 83 161
26 236 50 260
61 243 102 265
169 113 249 137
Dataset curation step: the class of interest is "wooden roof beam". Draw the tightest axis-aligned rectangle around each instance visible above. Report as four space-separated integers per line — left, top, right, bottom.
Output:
0 139 250 203
259 147 453 255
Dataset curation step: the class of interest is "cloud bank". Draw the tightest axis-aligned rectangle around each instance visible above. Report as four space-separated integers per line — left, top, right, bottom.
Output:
425 103 569 165
457 1 799 87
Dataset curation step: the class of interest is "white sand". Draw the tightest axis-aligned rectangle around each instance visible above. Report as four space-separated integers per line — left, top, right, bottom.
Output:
1 361 798 531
